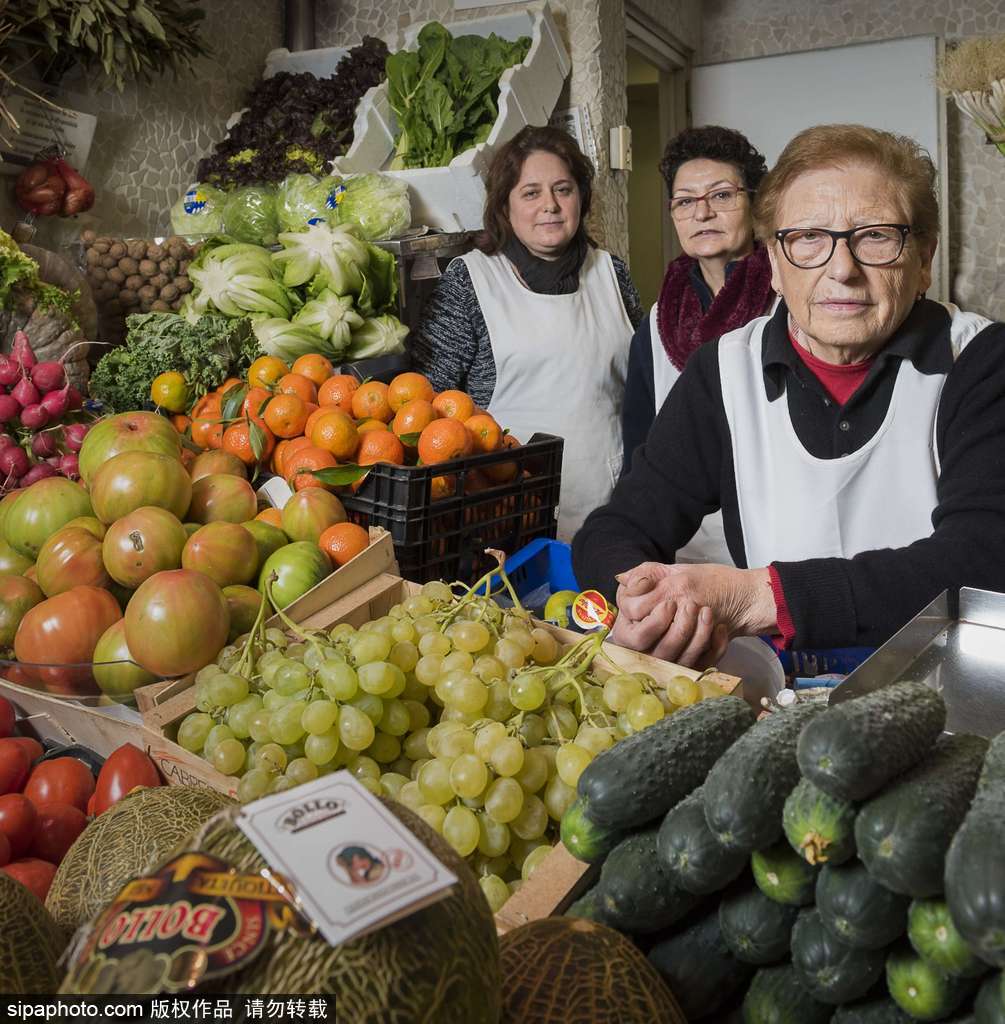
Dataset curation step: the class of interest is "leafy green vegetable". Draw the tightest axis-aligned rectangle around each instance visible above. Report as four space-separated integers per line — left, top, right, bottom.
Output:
188 242 295 319
346 314 409 360
170 183 227 237
0 229 77 323
277 173 343 231
386 22 530 169
272 222 370 294
333 173 411 240
88 313 260 414
357 244 399 317
252 317 328 364
222 186 280 246
292 290 363 356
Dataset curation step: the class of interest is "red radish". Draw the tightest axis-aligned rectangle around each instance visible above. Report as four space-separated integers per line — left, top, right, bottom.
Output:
19 404 49 430
65 387 83 412
63 423 89 452
20 463 56 486
30 432 58 459
39 387 69 420
0 356 19 388
10 332 35 372
11 378 39 409
0 433 14 450
0 446 28 479
45 456 61 467
58 453 79 480
0 395 19 424
29 362 64 393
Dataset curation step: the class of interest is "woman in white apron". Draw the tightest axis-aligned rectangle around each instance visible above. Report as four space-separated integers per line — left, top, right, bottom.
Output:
411 126 644 540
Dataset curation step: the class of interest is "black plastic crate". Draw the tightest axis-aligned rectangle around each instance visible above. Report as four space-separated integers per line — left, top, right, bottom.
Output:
341 434 563 584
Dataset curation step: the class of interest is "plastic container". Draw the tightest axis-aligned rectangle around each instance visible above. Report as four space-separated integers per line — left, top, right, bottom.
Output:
264 45 350 79
500 538 578 601
341 433 563 584
335 2 570 231
717 637 786 708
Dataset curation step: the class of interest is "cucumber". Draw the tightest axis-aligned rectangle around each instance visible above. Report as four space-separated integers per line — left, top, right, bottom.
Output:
658 786 748 895
832 999 912 1024
564 887 607 923
578 695 755 829
791 907 887 1005
887 945 979 1021
593 827 701 934
797 681 946 802
560 798 626 864
946 734 1005 967
815 860 910 950
975 973 1005 1024
647 903 754 1019
703 702 826 852
719 879 799 965
856 734 989 898
741 964 834 1024
752 841 817 906
909 898 989 978
783 776 857 866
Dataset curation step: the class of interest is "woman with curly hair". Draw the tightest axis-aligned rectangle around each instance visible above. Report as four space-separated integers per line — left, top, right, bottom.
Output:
622 126 775 563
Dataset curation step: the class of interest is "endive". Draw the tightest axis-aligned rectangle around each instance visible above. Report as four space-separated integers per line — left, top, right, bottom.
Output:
272 221 370 295
188 243 294 319
292 289 364 355
252 318 328 363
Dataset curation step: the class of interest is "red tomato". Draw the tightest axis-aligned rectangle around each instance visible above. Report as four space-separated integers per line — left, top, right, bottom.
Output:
0 741 30 795
31 804 86 864
0 794 37 857
2 858 56 902
24 757 95 813
7 737 43 764
0 697 14 739
0 832 10 868
93 743 161 815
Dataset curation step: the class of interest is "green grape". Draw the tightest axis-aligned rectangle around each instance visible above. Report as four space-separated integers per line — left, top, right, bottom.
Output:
262 690 291 710
379 699 411 737
442 650 474 674
286 757 318 785
194 683 215 714
379 772 409 799
509 836 547 871
391 620 416 644
412 613 439 637
417 758 455 806
417 804 447 834
521 843 552 881
477 813 511 857
367 732 401 764
398 781 424 810
503 628 535 658
264 627 287 647
349 692 384 726
543 775 577 820
402 700 430 733
208 673 248 709
346 754 380 781
443 805 480 857
449 675 488 714
406 594 436 617
545 706 579 741
530 628 559 665
257 651 284 687
365 616 395 638
399 675 426 702
302 646 324 672
509 673 546 711
177 712 214 753
447 621 491 654
474 721 507 761
616 711 634 736
421 580 452 602
338 705 375 751
270 702 307 745
414 655 443 687
269 776 296 794
351 633 392 665
603 674 644 713
627 693 664 731
304 729 339 766
247 709 273 744
479 874 510 913
438 726 475 759
666 674 702 707
195 663 221 687
490 736 525 778
237 767 270 803
418 632 451 657
329 622 355 641
485 777 524 824
357 777 381 795
513 748 549 794
315 660 355 701
255 743 287 774
389 758 413 778
274 661 310 696
440 707 479 726
301 700 339 736
425 721 461 758
358 661 402 696
410 758 430 781
510 794 548 840
286 642 308 662
539 745 559 778
283 739 306 762
449 753 489 799
556 743 593 787
485 681 515 722
226 694 264 740
473 655 506 683
518 714 547 748
403 728 431 761
204 724 235 757
576 725 614 756
389 641 419 673
581 685 607 716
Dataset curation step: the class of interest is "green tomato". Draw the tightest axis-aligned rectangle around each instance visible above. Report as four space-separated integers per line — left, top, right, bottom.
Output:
259 541 332 610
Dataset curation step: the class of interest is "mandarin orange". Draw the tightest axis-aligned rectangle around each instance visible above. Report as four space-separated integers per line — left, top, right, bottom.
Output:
417 418 473 465
318 374 360 414
318 522 371 566
351 380 393 422
387 371 435 413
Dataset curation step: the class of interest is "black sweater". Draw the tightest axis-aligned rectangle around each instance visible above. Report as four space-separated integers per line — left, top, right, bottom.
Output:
573 299 1005 649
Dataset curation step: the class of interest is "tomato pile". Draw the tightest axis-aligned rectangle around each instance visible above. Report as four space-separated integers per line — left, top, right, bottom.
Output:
0 695 161 902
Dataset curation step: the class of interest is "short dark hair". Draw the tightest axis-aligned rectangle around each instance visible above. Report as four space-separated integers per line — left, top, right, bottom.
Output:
659 125 768 196
477 125 595 254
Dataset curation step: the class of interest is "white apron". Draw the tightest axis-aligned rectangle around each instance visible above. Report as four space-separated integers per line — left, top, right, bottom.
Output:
718 304 992 568
461 249 632 540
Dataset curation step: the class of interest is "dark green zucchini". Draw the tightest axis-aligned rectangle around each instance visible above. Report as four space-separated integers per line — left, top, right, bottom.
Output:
560 797 626 864
593 827 701 934
797 681 946 802
815 860 910 950
791 907 887 1005
719 879 799 965
577 695 755 829
752 841 817 906
703 702 826 852
975 972 1005 1024
887 945 979 1021
946 733 1005 967
832 999 912 1024
647 903 754 1019
658 785 748 895
909 898 989 978
856 734 989 897
783 776 857 866
741 964 834 1024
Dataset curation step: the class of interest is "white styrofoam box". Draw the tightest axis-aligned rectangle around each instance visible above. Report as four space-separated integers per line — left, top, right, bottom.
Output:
263 45 350 79
335 2 571 232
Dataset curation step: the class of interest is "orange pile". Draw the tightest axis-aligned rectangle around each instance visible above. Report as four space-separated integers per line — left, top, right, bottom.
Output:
179 363 523 499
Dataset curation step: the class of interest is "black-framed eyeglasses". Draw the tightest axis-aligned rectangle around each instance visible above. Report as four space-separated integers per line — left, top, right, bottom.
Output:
669 185 751 220
774 223 912 269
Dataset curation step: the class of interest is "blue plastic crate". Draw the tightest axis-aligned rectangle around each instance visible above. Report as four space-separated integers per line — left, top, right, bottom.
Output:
496 538 579 601
779 647 876 677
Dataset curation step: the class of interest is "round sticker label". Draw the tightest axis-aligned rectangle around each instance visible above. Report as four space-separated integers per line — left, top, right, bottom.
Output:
572 590 616 630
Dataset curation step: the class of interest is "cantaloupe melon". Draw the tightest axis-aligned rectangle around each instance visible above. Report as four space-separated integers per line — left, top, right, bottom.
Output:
46 785 233 936
499 917 686 1023
0 873 64 994
61 798 501 1019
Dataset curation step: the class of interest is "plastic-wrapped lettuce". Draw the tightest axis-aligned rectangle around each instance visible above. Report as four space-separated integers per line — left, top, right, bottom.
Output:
346 313 409 359
333 173 411 241
170 183 227 236
276 173 344 231
222 186 280 246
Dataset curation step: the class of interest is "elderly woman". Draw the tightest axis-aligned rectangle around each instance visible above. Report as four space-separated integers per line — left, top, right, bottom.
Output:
573 124 1005 667
411 125 644 540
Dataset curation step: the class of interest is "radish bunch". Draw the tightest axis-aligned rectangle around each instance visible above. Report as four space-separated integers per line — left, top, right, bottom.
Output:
0 332 90 492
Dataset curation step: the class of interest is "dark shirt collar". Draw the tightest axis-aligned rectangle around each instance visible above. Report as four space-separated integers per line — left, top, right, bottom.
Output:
760 298 955 400
688 258 742 313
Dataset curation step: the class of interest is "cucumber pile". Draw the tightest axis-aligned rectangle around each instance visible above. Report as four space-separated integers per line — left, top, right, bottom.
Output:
560 680 1005 1022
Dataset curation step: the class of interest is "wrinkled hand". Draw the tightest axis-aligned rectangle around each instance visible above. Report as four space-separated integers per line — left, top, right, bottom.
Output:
611 561 778 668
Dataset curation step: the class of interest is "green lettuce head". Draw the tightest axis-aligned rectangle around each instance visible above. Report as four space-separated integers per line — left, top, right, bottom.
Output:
222 186 280 246
170 183 227 237
276 173 344 232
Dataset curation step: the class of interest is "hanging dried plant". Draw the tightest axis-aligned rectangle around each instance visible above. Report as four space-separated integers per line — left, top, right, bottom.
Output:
937 36 1005 152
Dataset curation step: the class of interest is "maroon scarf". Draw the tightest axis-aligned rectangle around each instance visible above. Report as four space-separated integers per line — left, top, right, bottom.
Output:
656 245 775 371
